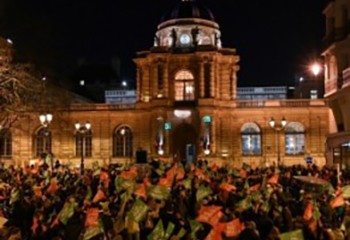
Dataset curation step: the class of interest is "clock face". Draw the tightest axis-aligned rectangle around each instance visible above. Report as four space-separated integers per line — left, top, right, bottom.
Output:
180 33 191 45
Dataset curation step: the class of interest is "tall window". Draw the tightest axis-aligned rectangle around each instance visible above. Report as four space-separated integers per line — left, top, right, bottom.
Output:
35 128 52 157
75 130 92 157
174 70 195 101
285 122 305 155
113 126 133 157
0 128 12 157
241 122 261 155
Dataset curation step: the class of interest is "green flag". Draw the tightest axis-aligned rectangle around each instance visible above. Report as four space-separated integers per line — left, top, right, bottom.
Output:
342 185 350 198
58 198 76 225
196 184 212 201
279 229 304 240
176 228 186 239
183 178 192 190
147 185 170 200
235 197 252 212
83 219 104 240
10 188 19 204
164 222 175 240
115 177 135 192
189 219 203 238
127 199 149 222
147 219 165 240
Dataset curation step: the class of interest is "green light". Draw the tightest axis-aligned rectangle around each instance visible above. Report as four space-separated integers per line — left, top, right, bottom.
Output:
203 115 211 123
164 122 172 130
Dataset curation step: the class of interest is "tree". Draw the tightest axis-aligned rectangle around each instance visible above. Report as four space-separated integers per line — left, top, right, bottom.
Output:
0 38 48 128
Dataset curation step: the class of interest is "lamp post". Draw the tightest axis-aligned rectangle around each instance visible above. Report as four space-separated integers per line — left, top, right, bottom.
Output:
269 117 287 166
39 113 53 169
75 121 91 175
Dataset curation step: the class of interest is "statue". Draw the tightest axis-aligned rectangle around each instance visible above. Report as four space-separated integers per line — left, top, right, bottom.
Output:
171 28 177 47
191 27 199 46
154 35 160 47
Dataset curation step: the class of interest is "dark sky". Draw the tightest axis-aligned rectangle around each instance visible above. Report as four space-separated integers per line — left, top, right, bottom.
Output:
0 0 329 87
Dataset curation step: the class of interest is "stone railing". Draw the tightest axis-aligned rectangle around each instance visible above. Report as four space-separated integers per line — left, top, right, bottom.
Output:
235 99 327 108
70 103 136 111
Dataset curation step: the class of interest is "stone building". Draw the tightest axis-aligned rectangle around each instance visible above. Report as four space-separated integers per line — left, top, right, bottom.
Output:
322 0 350 165
0 0 330 167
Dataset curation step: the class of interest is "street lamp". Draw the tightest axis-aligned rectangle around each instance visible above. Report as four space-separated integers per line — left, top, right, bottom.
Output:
75 121 91 175
269 117 287 166
39 113 53 128
310 62 322 76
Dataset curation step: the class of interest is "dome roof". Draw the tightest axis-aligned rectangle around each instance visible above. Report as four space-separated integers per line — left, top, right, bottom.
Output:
161 0 215 23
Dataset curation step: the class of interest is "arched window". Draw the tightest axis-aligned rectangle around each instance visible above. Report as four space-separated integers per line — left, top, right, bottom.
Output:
75 129 92 157
174 70 195 101
285 122 305 155
0 128 11 157
113 126 133 157
35 128 52 157
241 122 261 156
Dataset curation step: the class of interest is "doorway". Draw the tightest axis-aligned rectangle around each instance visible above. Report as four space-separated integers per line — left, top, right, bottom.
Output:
172 123 197 161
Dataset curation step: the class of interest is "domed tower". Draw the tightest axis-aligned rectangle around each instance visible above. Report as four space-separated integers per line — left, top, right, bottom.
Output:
134 0 240 104
134 0 240 159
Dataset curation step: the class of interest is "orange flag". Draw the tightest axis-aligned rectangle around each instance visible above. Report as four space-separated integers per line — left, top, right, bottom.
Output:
249 183 261 192
120 169 138 180
197 205 222 226
31 163 39 175
99 171 110 187
220 183 237 192
267 174 279 185
47 178 58 194
92 189 107 203
303 203 313 221
85 207 100 227
240 169 247 178
224 218 243 238
208 210 224 227
134 184 147 199
33 186 43 198
159 177 172 189
330 194 345 208
205 227 223 240
31 216 39 233
143 177 151 187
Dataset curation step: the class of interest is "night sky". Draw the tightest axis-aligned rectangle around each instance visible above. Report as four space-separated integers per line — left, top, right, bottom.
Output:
0 0 329 88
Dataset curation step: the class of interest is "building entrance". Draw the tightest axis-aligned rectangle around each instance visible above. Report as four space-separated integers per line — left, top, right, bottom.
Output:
172 123 197 162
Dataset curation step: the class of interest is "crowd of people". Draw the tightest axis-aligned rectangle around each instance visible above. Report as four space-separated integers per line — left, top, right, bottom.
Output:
0 157 349 240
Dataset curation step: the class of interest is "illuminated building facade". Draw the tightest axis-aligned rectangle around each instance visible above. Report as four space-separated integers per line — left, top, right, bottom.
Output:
0 0 330 167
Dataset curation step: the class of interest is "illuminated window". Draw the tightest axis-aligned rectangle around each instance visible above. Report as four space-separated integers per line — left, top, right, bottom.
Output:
241 122 261 156
75 130 92 157
310 90 318 99
174 70 195 101
113 126 133 157
285 122 305 155
0 128 11 157
35 128 52 157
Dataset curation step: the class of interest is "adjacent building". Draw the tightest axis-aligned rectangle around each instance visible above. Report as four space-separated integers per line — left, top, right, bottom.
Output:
322 0 350 165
